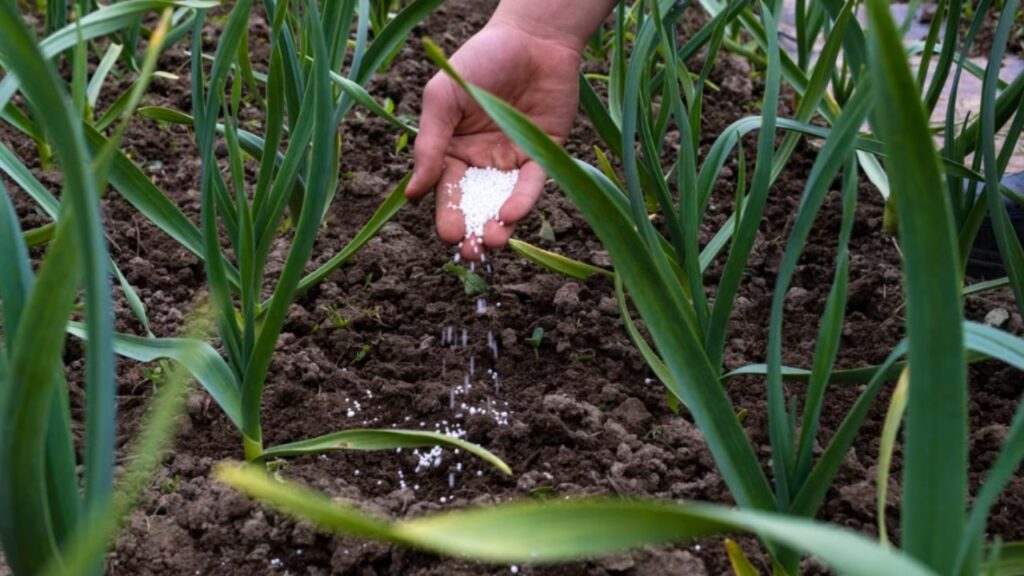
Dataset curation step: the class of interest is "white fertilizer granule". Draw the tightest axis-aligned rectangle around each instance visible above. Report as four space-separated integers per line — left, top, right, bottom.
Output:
448 167 519 239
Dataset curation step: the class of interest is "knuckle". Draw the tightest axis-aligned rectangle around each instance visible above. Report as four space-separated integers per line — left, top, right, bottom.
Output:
423 77 449 102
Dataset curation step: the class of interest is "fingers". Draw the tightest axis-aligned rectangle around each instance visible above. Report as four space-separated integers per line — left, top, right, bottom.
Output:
407 76 462 200
435 158 468 244
433 159 544 261
482 219 514 249
460 235 486 261
497 161 547 225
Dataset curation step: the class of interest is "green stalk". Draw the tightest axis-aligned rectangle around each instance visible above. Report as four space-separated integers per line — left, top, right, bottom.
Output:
866 0 967 569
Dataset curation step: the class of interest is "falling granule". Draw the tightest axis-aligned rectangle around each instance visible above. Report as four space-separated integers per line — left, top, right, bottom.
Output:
453 167 519 239
469 356 475 376
461 329 468 347
448 473 455 489
487 330 499 360
449 387 455 409
475 298 487 315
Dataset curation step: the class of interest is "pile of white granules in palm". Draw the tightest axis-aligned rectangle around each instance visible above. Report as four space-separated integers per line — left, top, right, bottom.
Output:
446 167 519 243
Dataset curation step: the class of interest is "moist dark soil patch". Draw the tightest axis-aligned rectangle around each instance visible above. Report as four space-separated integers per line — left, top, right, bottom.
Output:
3 1 1023 574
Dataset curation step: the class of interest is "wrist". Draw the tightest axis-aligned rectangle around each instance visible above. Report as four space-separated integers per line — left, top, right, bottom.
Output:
488 3 596 54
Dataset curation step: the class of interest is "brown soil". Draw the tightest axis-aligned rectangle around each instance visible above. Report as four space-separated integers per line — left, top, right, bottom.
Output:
917 2 1024 56
3 1 1023 575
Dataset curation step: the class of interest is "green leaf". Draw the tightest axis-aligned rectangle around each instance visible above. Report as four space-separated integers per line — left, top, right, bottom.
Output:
867 0 968 568
981 541 1024 576
43 361 192 576
977 0 1024 322
707 4 787 509
334 0 445 122
331 72 417 133
877 368 908 547
1 218 81 573
1 183 83 560
258 429 511 474
191 0 250 405
704 5 782 374
0 5 114 573
0 0 217 112
292 173 409 296
240 0 334 457
66 323 242 430
790 343 907 519
765 83 871 495
615 275 678 401
217 467 936 576
527 327 544 349
792 155 860 485
442 262 490 296
86 43 123 111
508 238 613 281
578 72 623 157
82 124 212 275
726 539 762 576
957 323 1024 574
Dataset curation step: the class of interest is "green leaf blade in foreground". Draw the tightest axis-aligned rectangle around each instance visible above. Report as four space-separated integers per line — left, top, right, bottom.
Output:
1 204 79 576
43 361 192 576
0 5 114 573
257 429 511 475
218 465 936 576
866 0 968 569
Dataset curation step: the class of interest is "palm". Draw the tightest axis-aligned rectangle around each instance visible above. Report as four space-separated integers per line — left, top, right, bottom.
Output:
414 24 582 260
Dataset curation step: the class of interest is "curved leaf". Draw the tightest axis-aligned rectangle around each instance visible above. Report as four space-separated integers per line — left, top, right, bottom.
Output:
217 466 936 576
258 429 511 475
66 323 242 430
508 238 613 281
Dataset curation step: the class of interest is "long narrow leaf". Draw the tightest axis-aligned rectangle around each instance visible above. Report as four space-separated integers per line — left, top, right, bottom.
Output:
258 429 511 474
866 0 967 567
218 466 936 576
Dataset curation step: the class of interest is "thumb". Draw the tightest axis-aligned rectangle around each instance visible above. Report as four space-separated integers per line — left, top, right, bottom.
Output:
407 77 460 200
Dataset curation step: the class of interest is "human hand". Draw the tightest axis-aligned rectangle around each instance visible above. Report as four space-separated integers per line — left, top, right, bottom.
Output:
405 19 583 261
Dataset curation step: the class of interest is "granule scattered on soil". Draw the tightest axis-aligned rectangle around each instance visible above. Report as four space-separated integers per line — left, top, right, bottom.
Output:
450 166 519 238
